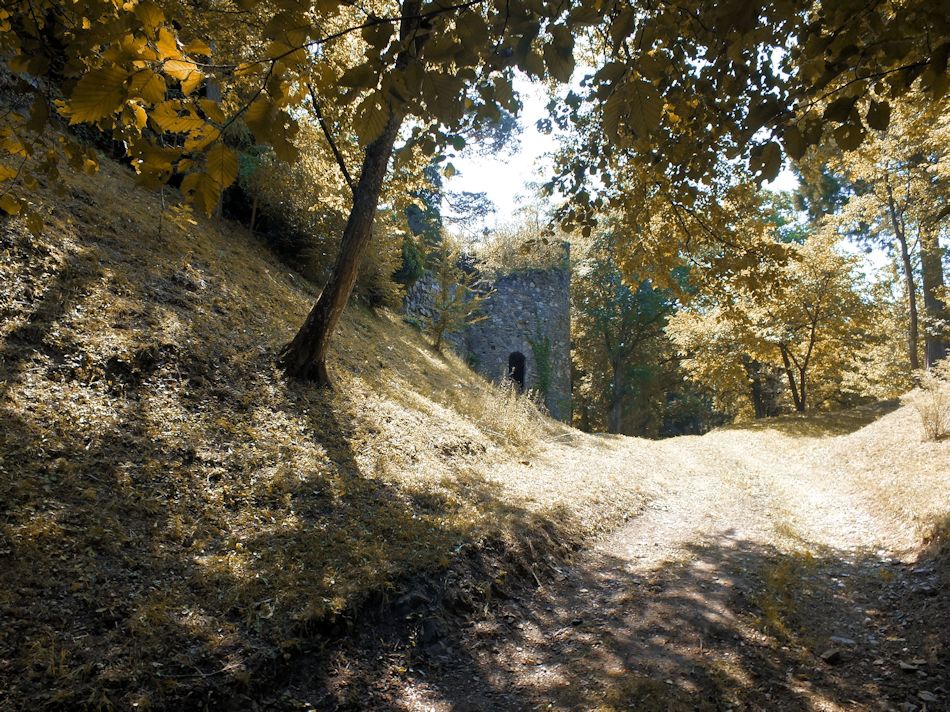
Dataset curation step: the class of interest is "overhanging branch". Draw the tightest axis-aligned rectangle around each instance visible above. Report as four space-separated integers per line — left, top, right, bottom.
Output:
308 84 355 195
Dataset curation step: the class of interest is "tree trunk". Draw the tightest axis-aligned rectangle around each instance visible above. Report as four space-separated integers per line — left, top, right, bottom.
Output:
279 0 423 384
279 111 402 384
886 184 920 370
797 366 807 411
742 356 767 418
249 192 259 234
780 346 804 412
920 227 948 368
607 362 624 434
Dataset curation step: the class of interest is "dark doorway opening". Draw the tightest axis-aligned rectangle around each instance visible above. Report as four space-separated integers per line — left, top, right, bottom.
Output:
508 352 526 390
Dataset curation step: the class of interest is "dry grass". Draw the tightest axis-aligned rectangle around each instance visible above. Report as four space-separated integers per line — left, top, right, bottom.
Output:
819 395 950 547
912 361 950 441
3 147 947 711
0 154 652 709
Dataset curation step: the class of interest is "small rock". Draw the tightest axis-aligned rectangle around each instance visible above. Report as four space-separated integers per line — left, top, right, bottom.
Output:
830 636 857 646
917 691 938 703
820 649 843 664
900 661 920 672
571 617 583 626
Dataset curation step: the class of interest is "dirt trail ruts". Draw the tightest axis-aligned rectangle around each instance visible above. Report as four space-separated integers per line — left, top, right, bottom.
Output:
390 428 948 712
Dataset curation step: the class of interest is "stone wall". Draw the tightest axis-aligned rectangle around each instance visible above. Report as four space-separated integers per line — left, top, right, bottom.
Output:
403 261 572 422
464 267 571 420
402 273 466 351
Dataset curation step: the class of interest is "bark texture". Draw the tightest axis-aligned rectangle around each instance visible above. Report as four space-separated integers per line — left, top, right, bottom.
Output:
886 183 921 370
920 227 948 368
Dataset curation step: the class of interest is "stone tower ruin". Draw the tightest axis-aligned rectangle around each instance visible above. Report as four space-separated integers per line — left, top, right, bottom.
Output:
404 252 572 422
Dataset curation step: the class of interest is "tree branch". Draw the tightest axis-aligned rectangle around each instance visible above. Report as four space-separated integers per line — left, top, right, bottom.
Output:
308 84 355 194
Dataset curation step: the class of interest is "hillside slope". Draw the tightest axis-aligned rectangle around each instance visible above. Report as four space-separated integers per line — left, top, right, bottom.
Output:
2 157 948 711
0 157 669 709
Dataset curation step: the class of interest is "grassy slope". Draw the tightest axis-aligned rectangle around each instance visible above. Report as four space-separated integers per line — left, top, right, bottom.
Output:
0 159 657 709
3 156 947 711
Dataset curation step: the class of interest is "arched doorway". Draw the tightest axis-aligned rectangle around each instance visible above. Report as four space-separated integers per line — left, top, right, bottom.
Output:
508 352 526 390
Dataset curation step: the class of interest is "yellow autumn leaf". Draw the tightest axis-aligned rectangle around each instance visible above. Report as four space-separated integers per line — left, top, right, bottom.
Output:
184 39 212 57
129 70 166 104
134 1 165 37
66 65 129 123
198 99 225 124
130 103 148 129
155 27 181 60
164 59 203 95
0 194 22 214
206 143 238 189
26 211 43 236
184 125 220 152
355 94 390 146
151 100 205 132
244 98 274 143
181 70 203 96
180 172 220 214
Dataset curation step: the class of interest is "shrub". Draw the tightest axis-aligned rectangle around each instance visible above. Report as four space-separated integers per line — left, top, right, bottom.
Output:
393 233 425 287
447 378 550 454
913 360 950 440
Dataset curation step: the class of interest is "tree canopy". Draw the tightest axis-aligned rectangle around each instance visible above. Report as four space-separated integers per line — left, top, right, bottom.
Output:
1 0 947 381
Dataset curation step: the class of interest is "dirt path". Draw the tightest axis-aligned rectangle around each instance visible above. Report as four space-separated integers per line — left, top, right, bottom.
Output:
386 429 948 711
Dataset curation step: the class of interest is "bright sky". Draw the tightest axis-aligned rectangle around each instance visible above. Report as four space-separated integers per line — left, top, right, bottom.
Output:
445 77 558 226
445 77 800 228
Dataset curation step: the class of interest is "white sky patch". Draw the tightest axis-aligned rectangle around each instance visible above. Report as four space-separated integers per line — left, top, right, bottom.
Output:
446 77 560 227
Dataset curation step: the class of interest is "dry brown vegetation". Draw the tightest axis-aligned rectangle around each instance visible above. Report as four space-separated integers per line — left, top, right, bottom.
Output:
2 156 948 711
0 158 657 710
912 361 950 441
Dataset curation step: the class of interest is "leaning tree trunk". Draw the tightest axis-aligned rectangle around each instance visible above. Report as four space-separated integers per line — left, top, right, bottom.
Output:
886 185 921 370
279 111 401 383
779 346 804 412
279 1 423 385
920 227 948 368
